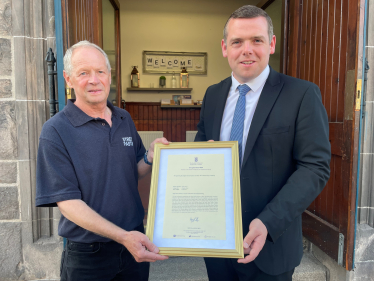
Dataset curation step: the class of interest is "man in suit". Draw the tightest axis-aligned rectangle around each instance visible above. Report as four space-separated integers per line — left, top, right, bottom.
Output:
195 5 331 281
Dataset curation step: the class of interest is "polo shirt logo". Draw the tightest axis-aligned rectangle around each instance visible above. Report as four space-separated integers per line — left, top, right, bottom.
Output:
122 137 133 146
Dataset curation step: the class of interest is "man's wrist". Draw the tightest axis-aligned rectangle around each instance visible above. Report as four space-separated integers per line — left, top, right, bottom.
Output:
120 230 129 243
144 150 152 165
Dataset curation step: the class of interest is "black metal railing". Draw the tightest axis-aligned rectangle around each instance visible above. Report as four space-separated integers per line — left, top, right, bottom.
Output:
45 48 58 117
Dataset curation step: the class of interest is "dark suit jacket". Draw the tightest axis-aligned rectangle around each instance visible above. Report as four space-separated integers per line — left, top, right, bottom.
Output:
195 68 331 275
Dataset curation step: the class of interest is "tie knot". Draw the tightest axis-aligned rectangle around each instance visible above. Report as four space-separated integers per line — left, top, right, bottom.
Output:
238 84 250 96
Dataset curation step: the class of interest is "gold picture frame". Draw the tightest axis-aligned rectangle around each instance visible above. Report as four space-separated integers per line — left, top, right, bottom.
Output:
146 141 243 258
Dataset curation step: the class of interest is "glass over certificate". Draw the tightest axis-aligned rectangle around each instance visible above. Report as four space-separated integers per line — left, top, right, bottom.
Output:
146 142 243 258
163 154 226 240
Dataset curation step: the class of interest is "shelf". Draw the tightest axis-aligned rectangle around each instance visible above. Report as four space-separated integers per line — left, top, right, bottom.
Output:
126 87 192 91
160 104 201 108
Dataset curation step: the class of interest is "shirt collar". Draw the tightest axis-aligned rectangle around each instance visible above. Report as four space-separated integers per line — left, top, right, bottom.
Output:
63 99 123 127
231 65 270 94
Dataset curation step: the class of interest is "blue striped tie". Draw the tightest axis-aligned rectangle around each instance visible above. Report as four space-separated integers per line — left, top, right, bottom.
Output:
230 84 250 166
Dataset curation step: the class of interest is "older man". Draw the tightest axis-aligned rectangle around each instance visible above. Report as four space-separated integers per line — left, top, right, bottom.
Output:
195 5 331 281
36 40 168 281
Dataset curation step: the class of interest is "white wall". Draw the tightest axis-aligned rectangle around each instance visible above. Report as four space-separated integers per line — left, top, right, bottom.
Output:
119 0 260 102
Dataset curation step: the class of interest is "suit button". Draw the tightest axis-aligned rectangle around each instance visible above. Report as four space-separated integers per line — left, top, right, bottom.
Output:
102 123 105 126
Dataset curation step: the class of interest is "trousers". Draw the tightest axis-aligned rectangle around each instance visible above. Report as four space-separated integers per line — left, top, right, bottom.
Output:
60 224 149 281
204 257 294 281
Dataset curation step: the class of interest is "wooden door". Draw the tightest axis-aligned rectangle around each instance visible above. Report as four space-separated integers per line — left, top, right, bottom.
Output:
285 0 363 270
61 0 122 107
61 0 103 49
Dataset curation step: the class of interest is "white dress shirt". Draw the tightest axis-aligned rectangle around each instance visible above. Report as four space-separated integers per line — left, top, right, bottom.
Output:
220 66 270 161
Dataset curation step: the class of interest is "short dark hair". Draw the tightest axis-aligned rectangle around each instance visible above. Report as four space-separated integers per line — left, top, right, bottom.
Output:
223 5 273 45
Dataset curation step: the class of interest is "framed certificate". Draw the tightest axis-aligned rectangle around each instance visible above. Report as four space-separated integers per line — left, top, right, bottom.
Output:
146 141 243 258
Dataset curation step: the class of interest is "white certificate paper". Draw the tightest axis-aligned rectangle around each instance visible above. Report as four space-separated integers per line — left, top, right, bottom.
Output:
152 147 236 250
162 154 226 240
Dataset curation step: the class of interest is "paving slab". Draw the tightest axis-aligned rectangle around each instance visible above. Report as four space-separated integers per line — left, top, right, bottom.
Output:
150 256 208 281
149 252 327 281
293 253 327 281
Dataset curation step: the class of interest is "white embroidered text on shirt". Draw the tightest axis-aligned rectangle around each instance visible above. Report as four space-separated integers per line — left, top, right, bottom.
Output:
122 137 133 146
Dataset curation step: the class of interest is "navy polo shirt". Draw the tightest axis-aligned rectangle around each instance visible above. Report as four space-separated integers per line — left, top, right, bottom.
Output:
36 100 146 243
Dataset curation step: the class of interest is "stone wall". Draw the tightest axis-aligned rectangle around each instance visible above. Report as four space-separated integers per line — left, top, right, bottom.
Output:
0 0 62 280
353 0 374 279
359 0 374 229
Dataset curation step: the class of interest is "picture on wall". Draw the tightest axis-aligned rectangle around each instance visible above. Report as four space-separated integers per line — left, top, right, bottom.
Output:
143 51 207 75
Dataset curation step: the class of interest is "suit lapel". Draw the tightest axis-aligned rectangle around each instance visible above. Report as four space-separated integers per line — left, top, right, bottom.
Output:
242 69 284 166
212 77 232 141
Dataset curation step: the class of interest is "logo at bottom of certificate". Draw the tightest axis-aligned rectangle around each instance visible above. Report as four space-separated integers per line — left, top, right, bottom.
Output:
170 233 217 240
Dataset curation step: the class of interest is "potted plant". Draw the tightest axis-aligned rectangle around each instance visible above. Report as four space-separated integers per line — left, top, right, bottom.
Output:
159 76 166 88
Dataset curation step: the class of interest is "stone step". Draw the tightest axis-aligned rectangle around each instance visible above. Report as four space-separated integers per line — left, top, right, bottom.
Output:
294 253 327 281
149 252 327 281
149 257 208 281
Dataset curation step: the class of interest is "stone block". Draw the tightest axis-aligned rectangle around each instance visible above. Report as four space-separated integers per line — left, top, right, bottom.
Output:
52 208 61 236
14 37 27 100
0 161 17 183
352 261 374 280
311 243 348 281
366 48 374 102
23 0 30 37
21 220 62 280
369 209 374 227
355 224 374 263
31 1 43 38
0 38 11 76
368 2 374 46
0 222 23 280
19 160 32 222
0 186 19 220
362 102 374 154
27 101 46 161
0 0 11 36
359 153 374 227
25 38 34 100
16 101 29 160
150 257 208 281
293 253 327 281
45 0 55 39
33 39 47 101
359 154 373 206
11 0 24 36
0 79 11 98
358 206 368 225
0 101 17 159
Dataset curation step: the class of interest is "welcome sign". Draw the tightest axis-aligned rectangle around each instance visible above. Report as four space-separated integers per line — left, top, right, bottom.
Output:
143 51 207 75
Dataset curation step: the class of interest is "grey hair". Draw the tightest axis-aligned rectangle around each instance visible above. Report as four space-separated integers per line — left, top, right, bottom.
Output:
223 5 274 45
63 40 111 76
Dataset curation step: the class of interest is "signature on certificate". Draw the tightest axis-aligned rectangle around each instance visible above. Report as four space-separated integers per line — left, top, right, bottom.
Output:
190 217 199 223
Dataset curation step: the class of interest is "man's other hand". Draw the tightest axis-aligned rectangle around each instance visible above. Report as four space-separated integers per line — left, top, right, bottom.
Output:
237 218 268 264
147 137 169 163
122 231 168 263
